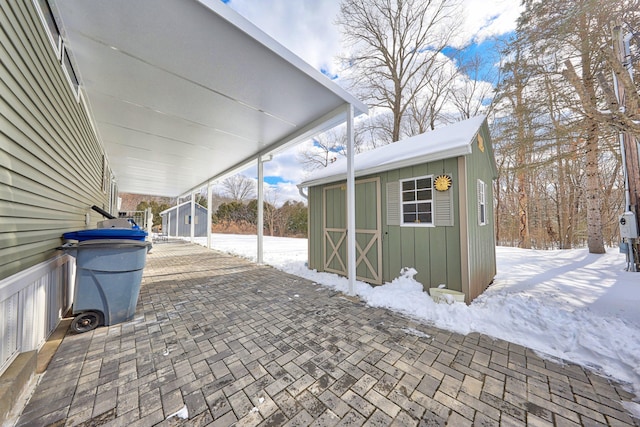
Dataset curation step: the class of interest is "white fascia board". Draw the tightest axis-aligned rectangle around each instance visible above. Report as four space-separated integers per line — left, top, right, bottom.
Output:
298 145 473 189
159 200 205 215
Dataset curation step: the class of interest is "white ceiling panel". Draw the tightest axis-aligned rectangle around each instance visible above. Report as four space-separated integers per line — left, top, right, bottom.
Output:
51 0 367 197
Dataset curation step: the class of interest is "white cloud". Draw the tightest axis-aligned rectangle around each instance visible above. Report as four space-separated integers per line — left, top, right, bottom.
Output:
224 0 523 71
220 0 522 200
455 0 523 47
263 150 308 183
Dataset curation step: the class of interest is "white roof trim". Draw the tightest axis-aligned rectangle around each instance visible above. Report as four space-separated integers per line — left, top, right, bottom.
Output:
298 115 487 188
160 201 206 215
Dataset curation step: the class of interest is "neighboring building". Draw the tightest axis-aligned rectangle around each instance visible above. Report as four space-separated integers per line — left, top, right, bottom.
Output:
298 116 497 303
160 202 208 237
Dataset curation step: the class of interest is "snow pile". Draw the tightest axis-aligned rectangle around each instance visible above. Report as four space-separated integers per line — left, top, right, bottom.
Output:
188 234 640 408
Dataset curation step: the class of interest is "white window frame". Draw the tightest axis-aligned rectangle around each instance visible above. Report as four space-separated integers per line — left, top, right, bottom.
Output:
400 175 434 227
33 0 62 59
33 0 81 102
61 45 81 101
101 155 109 193
478 179 487 226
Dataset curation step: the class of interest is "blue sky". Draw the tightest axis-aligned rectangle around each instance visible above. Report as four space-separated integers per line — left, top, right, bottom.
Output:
215 0 523 204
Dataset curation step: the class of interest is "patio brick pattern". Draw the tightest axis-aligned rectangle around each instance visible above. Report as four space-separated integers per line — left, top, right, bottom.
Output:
16 241 640 426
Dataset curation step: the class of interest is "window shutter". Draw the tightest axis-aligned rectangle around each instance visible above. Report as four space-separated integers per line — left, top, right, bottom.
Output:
434 176 454 226
386 181 400 226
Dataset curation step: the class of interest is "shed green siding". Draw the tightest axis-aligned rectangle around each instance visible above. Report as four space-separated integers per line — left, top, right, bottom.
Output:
0 1 109 281
379 158 462 291
305 118 497 302
463 122 498 300
308 157 463 292
308 185 323 272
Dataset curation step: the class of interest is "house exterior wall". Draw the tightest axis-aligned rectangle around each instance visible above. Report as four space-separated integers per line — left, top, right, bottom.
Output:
463 122 498 301
0 1 109 281
0 1 111 377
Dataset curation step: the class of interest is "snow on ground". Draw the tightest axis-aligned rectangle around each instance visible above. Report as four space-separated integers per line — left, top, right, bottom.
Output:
185 234 640 411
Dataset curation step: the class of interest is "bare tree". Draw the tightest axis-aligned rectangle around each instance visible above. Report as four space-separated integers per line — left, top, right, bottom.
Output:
404 55 457 135
452 51 499 119
221 175 256 202
297 128 347 171
512 0 634 254
337 0 461 143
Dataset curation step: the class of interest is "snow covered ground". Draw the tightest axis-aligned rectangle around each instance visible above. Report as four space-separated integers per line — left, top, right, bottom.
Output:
184 234 640 412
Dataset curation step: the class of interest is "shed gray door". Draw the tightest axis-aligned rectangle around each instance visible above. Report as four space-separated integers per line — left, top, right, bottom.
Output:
322 178 382 284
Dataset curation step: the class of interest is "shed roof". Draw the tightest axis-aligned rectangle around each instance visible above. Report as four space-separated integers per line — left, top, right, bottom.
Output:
160 201 207 215
298 115 489 188
51 0 367 198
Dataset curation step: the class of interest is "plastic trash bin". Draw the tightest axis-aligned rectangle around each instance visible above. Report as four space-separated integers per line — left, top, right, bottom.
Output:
63 237 151 333
63 227 147 242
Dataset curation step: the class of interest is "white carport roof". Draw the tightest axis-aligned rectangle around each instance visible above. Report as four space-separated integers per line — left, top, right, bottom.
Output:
51 0 367 198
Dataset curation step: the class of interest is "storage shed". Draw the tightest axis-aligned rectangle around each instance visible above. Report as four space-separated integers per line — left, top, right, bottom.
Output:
160 202 208 238
298 116 497 302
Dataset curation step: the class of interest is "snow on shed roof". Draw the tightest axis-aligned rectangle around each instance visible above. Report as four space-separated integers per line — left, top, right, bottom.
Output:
298 115 487 188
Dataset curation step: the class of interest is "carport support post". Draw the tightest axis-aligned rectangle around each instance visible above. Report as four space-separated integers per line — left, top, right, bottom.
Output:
173 198 179 238
207 181 213 250
257 154 265 264
190 192 195 243
166 211 170 239
346 103 356 296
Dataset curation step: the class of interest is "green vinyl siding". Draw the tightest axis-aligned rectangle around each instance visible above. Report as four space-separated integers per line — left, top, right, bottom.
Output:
0 1 109 281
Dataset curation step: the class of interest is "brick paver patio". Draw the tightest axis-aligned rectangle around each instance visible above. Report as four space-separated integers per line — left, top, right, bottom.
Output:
16 241 640 426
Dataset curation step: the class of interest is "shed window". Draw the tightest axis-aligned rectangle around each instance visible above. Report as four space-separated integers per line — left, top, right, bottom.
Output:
400 176 433 226
478 180 487 226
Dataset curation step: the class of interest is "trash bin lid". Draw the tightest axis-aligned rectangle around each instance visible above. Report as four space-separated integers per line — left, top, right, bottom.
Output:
63 228 147 241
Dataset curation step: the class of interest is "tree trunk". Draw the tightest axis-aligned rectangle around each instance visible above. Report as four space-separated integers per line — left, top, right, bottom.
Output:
584 125 605 253
580 15 605 254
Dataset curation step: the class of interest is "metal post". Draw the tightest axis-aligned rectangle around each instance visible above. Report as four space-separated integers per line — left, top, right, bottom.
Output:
346 104 356 295
257 155 264 264
190 192 195 244
613 23 639 271
146 207 153 241
174 198 179 238
166 210 170 239
207 181 213 250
